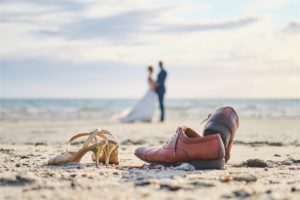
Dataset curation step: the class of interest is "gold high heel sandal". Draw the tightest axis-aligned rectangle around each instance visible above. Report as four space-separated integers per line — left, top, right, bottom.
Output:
48 129 119 167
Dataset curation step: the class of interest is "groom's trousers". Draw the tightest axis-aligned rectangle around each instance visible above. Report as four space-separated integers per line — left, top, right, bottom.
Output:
157 91 165 122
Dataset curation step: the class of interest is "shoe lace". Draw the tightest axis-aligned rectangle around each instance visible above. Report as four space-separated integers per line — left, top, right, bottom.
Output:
164 128 182 157
200 114 211 124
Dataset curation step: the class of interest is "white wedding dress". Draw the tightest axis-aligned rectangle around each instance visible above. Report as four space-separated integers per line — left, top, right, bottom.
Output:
122 78 156 123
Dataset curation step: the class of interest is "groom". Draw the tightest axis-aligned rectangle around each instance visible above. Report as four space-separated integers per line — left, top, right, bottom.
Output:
156 61 167 122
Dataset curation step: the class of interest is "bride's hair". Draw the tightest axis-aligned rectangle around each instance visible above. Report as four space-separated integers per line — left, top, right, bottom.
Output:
148 66 153 73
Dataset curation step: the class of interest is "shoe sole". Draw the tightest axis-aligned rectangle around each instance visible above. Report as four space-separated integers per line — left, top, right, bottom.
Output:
189 158 225 169
135 153 225 170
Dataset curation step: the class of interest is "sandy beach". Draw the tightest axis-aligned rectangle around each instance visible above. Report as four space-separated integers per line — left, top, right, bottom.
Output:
0 118 299 200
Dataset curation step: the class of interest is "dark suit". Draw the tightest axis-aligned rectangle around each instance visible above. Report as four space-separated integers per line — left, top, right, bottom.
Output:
156 69 167 121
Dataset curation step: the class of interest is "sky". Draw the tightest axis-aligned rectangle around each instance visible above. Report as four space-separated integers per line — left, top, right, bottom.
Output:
0 0 299 99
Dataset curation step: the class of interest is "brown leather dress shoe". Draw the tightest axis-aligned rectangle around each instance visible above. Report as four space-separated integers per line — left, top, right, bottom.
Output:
203 107 239 163
135 127 225 169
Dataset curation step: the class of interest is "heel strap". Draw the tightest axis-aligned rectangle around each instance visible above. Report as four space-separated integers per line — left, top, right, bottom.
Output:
66 129 117 151
89 129 118 147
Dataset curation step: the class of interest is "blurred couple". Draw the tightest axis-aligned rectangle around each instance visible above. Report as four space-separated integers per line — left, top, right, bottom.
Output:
122 61 167 123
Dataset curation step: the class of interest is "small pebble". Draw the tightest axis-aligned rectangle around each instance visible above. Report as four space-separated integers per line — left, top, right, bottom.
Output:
282 160 293 165
135 180 151 186
15 163 21 167
289 167 296 170
233 175 257 183
190 181 215 188
35 142 47 146
269 180 280 184
121 139 146 145
245 159 269 168
220 175 233 182
233 189 252 198
160 183 182 191
20 155 30 159
291 187 298 192
136 176 145 181
70 179 78 188
171 163 195 171
221 193 232 199
266 190 272 194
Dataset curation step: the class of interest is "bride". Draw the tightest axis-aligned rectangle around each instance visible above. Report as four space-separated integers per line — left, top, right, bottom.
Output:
122 66 156 123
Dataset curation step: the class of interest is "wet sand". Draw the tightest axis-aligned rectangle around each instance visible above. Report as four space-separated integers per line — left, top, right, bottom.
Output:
0 118 300 200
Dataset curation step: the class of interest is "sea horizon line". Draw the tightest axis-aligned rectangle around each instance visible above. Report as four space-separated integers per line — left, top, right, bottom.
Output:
0 97 299 100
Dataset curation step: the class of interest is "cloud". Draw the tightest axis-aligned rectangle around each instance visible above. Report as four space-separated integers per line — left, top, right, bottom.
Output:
37 10 158 40
157 17 259 33
38 14 259 41
0 0 84 28
284 21 300 33
0 1 260 42
0 0 85 12
245 0 291 14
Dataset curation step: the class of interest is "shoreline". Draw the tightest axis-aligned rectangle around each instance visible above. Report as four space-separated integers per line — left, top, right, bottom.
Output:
1 118 299 144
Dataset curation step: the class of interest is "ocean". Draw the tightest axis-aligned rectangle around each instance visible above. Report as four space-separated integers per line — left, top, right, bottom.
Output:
0 99 299 121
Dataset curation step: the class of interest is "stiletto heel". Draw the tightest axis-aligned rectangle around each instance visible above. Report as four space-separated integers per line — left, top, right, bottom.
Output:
95 146 102 168
105 144 116 165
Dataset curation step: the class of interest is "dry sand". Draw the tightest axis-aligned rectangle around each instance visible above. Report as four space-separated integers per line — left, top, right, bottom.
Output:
0 118 300 200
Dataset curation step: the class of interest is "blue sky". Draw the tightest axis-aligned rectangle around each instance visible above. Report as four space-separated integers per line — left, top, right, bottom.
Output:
0 0 299 98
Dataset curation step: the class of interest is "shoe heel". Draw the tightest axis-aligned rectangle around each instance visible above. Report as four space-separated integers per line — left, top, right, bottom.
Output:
94 145 104 168
204 121 231 147
188 158 225 169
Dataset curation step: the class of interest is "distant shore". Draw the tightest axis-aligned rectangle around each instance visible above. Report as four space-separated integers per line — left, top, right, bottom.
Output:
1 98 300 121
